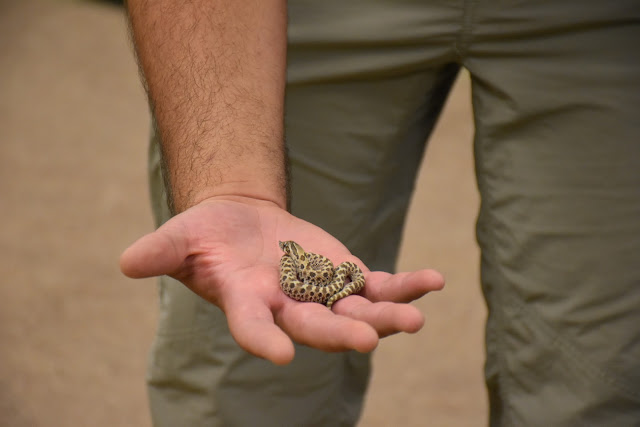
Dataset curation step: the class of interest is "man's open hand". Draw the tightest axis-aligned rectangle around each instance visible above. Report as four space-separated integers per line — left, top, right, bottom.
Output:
120 197 445 365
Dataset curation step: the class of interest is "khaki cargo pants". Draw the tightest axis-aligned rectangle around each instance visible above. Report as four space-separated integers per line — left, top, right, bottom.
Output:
145 0 640 425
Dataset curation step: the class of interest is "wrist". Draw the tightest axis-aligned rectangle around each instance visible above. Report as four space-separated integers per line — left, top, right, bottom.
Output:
176 181 288 213
192 193 287 212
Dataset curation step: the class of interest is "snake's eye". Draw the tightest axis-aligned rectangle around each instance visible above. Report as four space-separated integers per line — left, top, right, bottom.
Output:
279 241 293 254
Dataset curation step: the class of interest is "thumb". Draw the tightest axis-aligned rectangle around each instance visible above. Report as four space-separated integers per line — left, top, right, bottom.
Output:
120 222 190 278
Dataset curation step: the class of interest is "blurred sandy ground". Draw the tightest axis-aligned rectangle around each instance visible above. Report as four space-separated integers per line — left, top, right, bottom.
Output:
0 0 486 425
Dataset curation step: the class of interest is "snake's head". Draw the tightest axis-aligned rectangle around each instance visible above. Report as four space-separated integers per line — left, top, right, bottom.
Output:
279 240 305 258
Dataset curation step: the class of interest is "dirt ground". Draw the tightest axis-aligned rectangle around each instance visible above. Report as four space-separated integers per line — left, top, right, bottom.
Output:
0 1 487 425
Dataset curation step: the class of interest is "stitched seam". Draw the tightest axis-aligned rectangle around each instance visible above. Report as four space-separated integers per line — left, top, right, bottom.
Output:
476 171 519 425
480 233 519 426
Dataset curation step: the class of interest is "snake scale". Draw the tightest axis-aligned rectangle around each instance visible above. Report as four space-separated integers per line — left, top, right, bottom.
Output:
278 241 365 308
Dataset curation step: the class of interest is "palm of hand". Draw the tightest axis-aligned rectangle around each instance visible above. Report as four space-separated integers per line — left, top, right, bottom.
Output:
121 197 444 365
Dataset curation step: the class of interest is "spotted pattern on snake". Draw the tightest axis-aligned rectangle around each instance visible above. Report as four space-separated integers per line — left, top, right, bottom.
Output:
278 241 365 308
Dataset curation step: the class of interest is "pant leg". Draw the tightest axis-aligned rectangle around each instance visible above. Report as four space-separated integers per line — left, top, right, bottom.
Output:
145 2 461 426
465 1 640 424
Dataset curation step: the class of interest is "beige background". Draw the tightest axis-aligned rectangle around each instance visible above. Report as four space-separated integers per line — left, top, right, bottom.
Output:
0 1 486 425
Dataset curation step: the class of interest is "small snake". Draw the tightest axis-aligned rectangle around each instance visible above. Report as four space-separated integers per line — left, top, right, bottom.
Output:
278 241 365 308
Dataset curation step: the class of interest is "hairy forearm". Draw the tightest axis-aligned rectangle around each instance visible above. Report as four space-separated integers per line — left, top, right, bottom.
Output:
126 0 288 212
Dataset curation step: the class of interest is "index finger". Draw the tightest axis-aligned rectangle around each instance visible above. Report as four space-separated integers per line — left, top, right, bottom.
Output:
224 292 296 365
